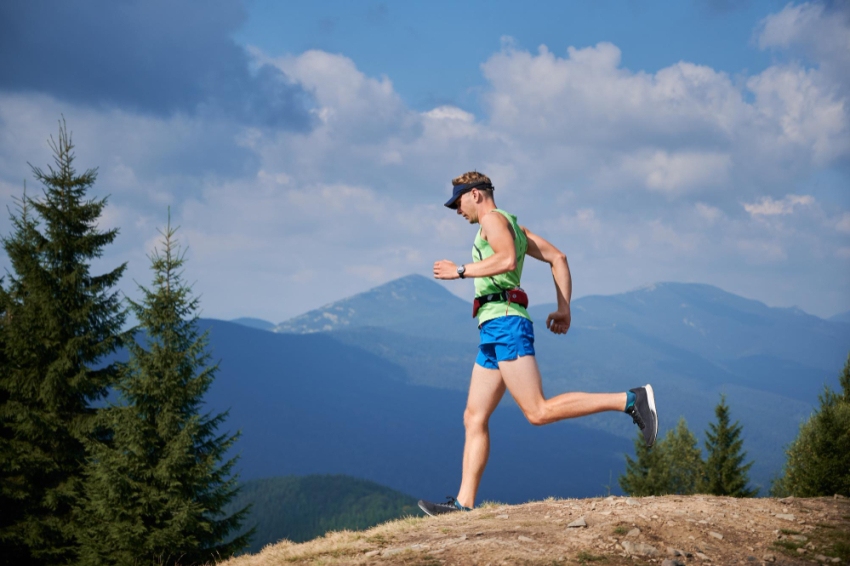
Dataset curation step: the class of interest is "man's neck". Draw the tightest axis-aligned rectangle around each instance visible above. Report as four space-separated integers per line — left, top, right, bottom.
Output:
475 203 497 222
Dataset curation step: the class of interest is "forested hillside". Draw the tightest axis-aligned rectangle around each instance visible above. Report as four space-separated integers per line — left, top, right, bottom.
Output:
225 475 418 554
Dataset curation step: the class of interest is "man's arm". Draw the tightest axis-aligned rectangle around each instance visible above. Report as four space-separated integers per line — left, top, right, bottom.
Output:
434 212 516 280
524 226 572 335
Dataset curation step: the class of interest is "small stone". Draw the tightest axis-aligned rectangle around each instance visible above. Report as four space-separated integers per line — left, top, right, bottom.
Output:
365 550 380 557
815 555 829 562
667 547 685 557
709 531 723 540
495 514 509 519
695 551 710 560
831 558 842 563
662 560 685 566
567 517 587 528
621 540 659 556
790 534 808 542
382 547 405 557
797 547 807 554
626 528 641 537
747 556 756 562
518 535 534 542
763 553 776 562
775 513 796 521
625 498 639 506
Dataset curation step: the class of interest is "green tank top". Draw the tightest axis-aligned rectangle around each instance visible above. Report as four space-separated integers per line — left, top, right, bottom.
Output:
472 209 531 324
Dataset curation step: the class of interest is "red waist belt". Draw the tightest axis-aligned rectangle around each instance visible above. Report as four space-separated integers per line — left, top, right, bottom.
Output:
472 288 529 318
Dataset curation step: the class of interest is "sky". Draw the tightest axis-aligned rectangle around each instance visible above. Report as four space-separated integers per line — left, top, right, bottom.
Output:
0 0 848 322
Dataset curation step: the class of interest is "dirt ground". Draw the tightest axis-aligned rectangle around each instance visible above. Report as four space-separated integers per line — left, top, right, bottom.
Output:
219 494 850 566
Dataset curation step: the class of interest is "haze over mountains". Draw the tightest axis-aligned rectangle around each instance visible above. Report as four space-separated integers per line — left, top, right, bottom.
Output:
224 274 850 493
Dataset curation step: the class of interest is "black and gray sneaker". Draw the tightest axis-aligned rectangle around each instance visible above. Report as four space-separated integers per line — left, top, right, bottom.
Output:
418 496 470 517
626 384 658 447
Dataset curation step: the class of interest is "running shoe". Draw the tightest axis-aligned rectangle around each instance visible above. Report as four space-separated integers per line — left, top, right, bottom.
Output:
418 496 470 516
626 384 658 447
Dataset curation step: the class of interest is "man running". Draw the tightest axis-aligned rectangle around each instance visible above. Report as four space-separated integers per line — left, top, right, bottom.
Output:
418 171 658 516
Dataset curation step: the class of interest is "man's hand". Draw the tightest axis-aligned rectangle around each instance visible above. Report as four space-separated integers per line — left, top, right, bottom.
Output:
546 307 571 335
433 259 460 280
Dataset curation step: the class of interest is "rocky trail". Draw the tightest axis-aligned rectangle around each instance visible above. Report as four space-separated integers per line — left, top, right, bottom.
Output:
220 495 850 566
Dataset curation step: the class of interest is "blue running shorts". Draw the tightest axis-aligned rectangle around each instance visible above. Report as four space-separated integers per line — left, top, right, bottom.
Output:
476 315 535 370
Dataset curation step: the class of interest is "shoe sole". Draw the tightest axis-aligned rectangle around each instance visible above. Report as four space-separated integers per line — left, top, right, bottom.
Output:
644 383 658 446
418 500 436 517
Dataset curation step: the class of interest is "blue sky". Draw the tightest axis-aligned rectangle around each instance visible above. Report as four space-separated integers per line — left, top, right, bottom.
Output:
0 0 848 321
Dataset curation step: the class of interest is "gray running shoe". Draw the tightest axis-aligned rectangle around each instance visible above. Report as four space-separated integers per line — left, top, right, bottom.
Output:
627 384 658 447
418 497 470 516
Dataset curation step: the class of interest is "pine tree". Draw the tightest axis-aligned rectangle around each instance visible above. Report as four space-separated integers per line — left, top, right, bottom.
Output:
0 123 126 565
619 417 704 496
701 395 757 497
663 417 704 495
619 430 668 496
78 218 250 565
773 354 850 497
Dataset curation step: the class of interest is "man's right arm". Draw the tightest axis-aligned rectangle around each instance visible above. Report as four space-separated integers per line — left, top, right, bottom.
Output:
524 227 572 335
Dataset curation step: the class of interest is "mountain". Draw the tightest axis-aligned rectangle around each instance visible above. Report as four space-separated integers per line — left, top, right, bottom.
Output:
231 317 276 331
830 310 850 324
273 274 477 343
225 475 418 554
269 276 850 490
199 319 632 506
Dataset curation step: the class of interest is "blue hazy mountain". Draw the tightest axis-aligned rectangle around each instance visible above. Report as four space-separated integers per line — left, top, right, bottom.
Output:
225 475 418 554
830 310 850 324
273 274 477 343
268 275 850 491
230 317 276 331
199 318 632 506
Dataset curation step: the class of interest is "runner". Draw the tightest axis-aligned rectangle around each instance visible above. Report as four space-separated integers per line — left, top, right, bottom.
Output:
418 171 658 516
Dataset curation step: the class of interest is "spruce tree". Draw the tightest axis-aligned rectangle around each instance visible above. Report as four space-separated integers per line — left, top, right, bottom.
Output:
0 124 126 565
773 354 850 497
701 395 757 497
619 430 668 496
619 417 703 496
78 218 250 565
663 417 704 495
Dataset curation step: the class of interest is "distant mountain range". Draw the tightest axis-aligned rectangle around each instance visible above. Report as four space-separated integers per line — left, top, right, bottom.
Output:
225 274 850 491
225 475 417 555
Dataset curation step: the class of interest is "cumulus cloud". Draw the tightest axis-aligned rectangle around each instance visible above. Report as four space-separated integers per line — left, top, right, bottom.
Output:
743 195 815 216
0 2 848 320
758 1 850 90
0 0 313 129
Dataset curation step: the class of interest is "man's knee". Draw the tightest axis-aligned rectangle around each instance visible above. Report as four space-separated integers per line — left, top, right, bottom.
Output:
523 407 548 426
464 407 489 431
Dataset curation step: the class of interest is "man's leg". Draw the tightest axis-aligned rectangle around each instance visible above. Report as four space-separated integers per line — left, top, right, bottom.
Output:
498 355 626 426
456 363 506 509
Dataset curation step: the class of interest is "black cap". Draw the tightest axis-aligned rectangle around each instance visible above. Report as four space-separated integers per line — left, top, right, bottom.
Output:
444 179 494 209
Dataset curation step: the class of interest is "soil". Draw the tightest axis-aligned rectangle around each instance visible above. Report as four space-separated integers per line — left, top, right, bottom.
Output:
219 494 850 566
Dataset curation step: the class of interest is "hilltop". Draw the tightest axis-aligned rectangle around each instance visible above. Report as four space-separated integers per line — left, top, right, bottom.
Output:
220 495 849 565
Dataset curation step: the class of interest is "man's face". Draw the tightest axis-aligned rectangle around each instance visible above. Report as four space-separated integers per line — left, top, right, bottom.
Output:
455 189 478 224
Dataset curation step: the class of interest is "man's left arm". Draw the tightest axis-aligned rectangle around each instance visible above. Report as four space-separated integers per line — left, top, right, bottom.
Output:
524 227 572 335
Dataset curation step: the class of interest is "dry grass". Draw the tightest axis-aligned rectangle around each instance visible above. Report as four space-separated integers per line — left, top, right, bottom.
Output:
217 495 850 566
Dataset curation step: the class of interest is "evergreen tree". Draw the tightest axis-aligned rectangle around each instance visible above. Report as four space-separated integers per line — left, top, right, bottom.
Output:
663 417 704 495
619 430 667 496
0 123 126 565
619 417 704 496
78 218 250 565
773 354 850 497
701 395 757 497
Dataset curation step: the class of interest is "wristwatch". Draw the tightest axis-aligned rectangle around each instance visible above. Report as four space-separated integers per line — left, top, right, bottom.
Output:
457 264 466 279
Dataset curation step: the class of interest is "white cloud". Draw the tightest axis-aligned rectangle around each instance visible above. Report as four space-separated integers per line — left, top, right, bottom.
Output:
743 194 815 217
1 3 849 320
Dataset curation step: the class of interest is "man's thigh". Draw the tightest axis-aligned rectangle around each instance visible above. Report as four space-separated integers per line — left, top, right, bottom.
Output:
497 355 546 414
466 363 506 419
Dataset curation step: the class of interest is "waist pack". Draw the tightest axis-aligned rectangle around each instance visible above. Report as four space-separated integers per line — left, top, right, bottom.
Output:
472 287 529 318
